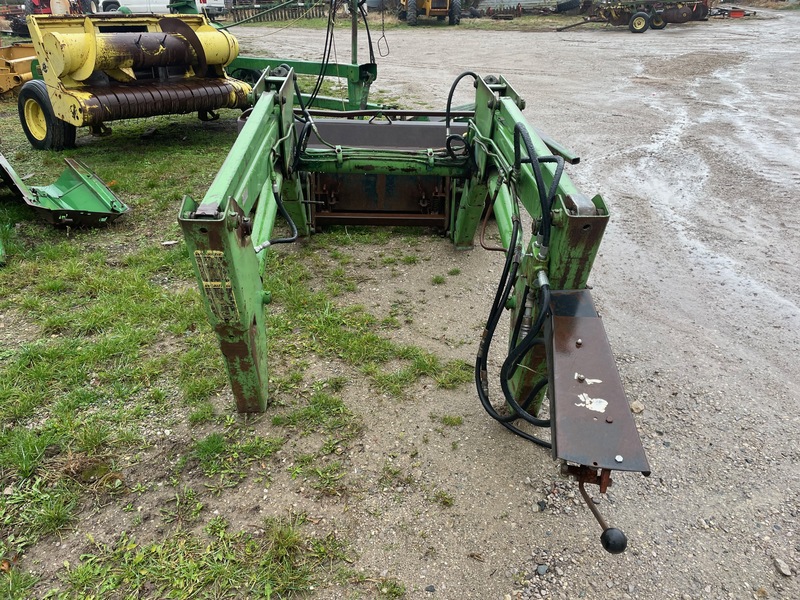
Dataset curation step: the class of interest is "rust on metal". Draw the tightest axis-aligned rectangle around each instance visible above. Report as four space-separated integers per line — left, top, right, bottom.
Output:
81 78 250 125
311 173 449 228
547 290 650 475
93 33 197 71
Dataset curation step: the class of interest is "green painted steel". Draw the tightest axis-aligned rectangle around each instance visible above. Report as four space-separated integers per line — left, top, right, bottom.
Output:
0 153 128 227
297 152 468 178
451 177 486 249
228 56 377 111
179 73 297 413
179 70 608 415
179 196 271 413
465 77 608 416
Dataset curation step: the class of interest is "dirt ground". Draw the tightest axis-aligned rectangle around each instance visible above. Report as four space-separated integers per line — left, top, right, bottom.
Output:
228 9 800 599
11 7 800 600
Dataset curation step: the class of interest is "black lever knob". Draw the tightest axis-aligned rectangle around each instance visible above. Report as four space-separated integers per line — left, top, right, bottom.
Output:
578 481 628 554
600 527 627 554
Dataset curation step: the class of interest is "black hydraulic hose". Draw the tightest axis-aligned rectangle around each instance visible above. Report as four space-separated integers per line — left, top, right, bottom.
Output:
474 359 551 448
293 74 310 121
293 120 314 172
513 124 565 250
445 71 479 136
255 187 298 253
486 217 520 327
505 283 551 381
521 378 549 414
357 0 376 64
498 285 551 428
445 134 471 162
508 284 529 351
269 191 299 246
514 123 550 247
474 220 552 449
308 0 337 108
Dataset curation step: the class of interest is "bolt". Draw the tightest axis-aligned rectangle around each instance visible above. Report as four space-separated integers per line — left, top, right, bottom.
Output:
577 374 586 382
576 339 583 347
606 417 614 424
615 455 624 463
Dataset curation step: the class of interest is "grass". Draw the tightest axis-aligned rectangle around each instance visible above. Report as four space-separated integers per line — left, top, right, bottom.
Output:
0 29 480 595
52 513 348 598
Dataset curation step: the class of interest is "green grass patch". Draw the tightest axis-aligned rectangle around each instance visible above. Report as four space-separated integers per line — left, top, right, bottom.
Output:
51 513 349 598
0 63 476 597
191 432 285 478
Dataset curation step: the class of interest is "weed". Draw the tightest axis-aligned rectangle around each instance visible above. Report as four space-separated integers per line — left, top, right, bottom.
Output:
311 461 347 496
188 401 215 425
191 432 284 478
1 429 56 478
272 391 361 442
0 478 77 556
160 486 204 526
53 512 344 597
432 490 455 507
447 268 461 276
1 566 39 600
379 463 414 488
438 415 463 427
431 275 446 285
378 577 406 598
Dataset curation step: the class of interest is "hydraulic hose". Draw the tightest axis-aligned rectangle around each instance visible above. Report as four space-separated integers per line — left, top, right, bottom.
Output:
254 184 298 252
445 71 479 137
474 218 552 449
499 282 551 428
513 123 565 250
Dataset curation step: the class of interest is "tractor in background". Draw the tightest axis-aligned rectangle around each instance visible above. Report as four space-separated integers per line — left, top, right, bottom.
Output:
399 0 462 25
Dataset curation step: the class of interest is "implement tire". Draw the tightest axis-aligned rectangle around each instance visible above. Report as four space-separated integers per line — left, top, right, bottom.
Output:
407 0 417 25
18 80 77 151
449 0 461 25
650 13 666 29
628 11 650 33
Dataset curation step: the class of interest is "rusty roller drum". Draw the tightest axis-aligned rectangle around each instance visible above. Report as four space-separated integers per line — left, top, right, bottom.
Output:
21 14 251 145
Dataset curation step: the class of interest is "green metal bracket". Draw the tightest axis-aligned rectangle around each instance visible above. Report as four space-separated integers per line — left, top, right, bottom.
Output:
167 0 200 14
0 153 128 227
229 56 378 111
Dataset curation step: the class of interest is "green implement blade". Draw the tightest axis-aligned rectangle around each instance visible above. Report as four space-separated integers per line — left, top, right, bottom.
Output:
0 153 128 226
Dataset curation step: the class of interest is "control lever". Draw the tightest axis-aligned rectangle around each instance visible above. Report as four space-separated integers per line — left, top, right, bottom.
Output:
578 480 627 554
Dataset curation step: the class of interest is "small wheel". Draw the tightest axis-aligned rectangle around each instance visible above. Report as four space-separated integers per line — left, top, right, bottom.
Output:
104 1 119 11
692 3 709 20
406 0 417 25
650 13 666 29
18 80 77 151
449 0 461 25
628 11 650 33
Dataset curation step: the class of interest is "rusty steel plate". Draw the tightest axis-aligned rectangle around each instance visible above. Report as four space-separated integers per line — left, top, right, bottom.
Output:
547 290 650 474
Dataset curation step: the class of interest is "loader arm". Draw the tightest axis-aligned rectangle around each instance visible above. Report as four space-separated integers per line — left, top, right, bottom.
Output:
179 69 649 553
